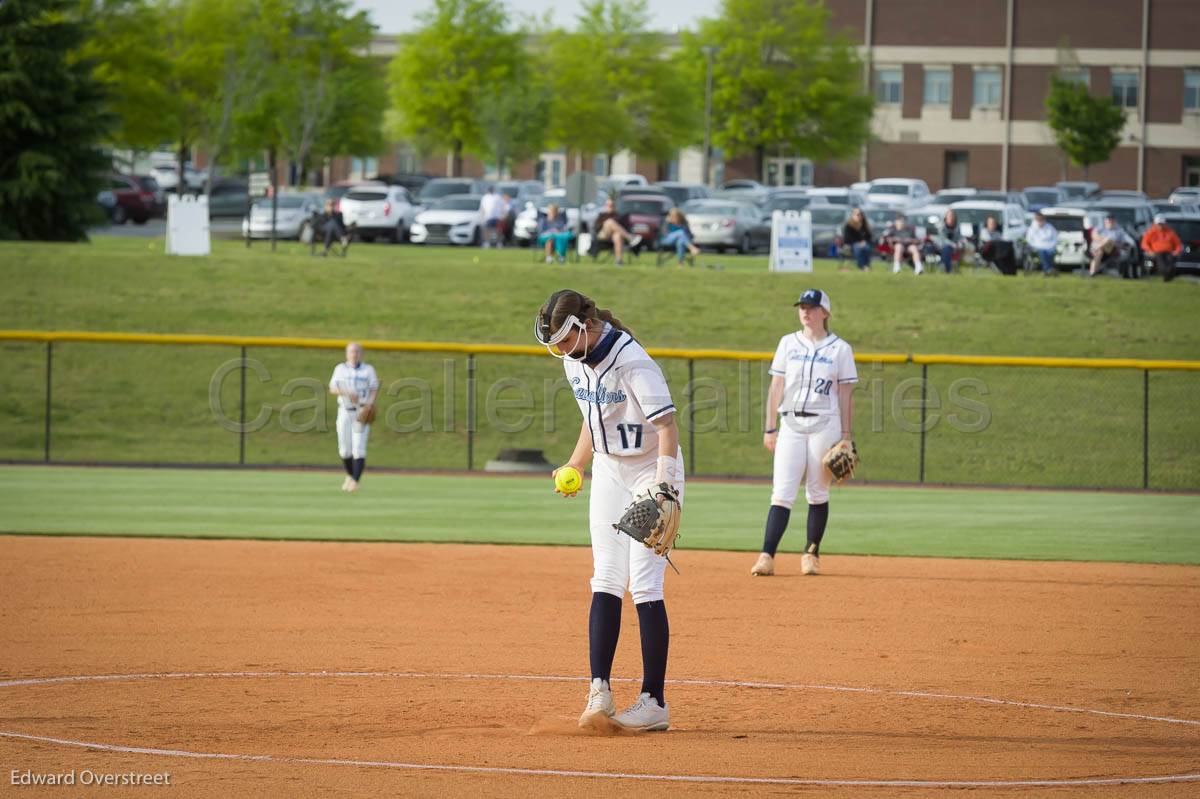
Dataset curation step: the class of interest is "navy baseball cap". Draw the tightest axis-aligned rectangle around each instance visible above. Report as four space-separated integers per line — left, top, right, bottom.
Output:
794 288 831 314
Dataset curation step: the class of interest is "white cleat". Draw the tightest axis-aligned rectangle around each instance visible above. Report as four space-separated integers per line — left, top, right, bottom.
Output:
346 478 359 493
915 265 924 275
801 552 821 575
892 263 901 273
614 692 669 731
750 552 774 576
578 678 616 727
341 476 351 491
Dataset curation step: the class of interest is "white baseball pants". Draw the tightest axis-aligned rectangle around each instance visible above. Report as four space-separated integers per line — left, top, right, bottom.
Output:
336 407 371 458
771 414 840 508
589 448 685 604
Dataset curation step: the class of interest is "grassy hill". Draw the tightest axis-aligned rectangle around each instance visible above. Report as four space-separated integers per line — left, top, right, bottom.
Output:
1 238 1197 488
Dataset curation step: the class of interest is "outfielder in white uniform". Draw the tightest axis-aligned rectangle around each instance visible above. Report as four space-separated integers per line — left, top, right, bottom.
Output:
751 289 857 577
535 289 684 733
328 342 379 493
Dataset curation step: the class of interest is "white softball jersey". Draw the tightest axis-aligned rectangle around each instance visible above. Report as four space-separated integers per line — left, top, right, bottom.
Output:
330 361 379 458
562 324 684 604
562 326 677 459
768 332 857 508
769 332 858 416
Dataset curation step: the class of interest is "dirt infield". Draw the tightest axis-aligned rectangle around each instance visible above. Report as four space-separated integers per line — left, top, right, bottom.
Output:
1 535 1198 797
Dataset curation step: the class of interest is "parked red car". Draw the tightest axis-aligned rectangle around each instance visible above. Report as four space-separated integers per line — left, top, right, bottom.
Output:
616 194 673 242
96 174 157 224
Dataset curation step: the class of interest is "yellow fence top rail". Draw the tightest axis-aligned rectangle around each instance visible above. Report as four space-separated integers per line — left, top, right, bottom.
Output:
1 330 1198 371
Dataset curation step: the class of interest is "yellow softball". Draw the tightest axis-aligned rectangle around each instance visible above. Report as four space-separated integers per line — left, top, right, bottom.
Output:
555 466 582 494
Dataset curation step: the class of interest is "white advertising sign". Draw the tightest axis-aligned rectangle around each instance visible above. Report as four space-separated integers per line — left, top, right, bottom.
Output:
768 209 812 272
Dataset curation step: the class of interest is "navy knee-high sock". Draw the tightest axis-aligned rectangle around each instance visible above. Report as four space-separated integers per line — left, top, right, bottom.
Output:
588 592 622 682
342 457 354 476
351 458 365 481
806 502 830 554
760 504 792 556
635 600 669 706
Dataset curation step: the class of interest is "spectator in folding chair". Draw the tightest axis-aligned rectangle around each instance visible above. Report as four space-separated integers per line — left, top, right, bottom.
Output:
590 197 643 264
885 214 924 274
537 203 574 263
659 207 701 266
841 207 873 271
978 216 1017 275
1141 215 1183 282
1088 214 1136 278
313 199 352 257
933 208 965 274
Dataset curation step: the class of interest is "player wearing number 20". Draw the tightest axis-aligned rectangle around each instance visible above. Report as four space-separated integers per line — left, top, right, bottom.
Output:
535 289 684 732
752 289 857 577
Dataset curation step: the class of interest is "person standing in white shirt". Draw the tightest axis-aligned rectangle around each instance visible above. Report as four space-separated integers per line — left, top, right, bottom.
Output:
328 342 379 492
751 289 857 577
478 187 504 248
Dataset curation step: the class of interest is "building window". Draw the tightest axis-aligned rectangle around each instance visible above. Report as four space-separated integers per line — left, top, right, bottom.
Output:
1111 72 1139 108
1185 71 1200 111
924 68 951 106
1059 68 1090 88
973 68 1002 108
592 154 607 176
874 68 901 105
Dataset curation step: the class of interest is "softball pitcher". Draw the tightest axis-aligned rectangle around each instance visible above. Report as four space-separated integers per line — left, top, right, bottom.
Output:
751 289 857 577
328 342 378 492
535 289 684 732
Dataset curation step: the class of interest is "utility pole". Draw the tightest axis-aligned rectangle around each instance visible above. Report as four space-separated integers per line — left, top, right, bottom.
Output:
702 46 716 186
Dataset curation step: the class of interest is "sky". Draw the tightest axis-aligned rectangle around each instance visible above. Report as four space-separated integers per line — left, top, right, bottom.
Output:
350 0 721 34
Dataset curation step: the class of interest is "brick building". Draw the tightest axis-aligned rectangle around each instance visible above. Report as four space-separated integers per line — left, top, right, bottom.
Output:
326 0 1199 196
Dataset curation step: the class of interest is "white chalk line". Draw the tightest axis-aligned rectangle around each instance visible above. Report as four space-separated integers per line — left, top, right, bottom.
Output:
1 670 1198 789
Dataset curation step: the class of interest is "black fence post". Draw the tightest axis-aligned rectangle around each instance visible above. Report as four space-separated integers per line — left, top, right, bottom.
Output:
239 345 247 466
44 341 52 463
467 354 476 471
687 358 696 476
918 363 928 484
1142 369 1149 490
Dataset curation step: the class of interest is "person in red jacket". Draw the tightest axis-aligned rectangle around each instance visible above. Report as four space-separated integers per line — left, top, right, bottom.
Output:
1140 215 1184 282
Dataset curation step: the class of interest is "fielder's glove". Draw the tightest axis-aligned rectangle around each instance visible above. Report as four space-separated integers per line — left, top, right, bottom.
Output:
822 439 859 482
613 483 681 563
356 405 377 424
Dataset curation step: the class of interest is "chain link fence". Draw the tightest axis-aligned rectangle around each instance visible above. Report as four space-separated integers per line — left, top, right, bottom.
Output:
1 335 1196 490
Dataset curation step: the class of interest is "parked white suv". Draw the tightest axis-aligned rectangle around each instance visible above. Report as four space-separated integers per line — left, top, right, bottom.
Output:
866 178 931 210
338 185 416 243
1037 206 1092 270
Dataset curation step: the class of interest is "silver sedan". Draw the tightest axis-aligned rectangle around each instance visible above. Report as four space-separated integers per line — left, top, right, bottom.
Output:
682 200 770 253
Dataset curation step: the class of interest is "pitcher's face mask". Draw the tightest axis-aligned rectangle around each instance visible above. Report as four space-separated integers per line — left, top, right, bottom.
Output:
534 292 591 361
534 312 590 360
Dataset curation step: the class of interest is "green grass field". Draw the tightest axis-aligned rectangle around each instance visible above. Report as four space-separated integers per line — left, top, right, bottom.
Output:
1 466 1197 564
2 237 1198 488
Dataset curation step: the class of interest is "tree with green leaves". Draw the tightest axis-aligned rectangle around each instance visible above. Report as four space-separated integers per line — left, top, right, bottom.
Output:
545 0 697 171
476 48 550 177
1044 74 1126 180
85 0 243 193
0 0 113 240
259 0 385 185
388 0 520 176
685 0 873 181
